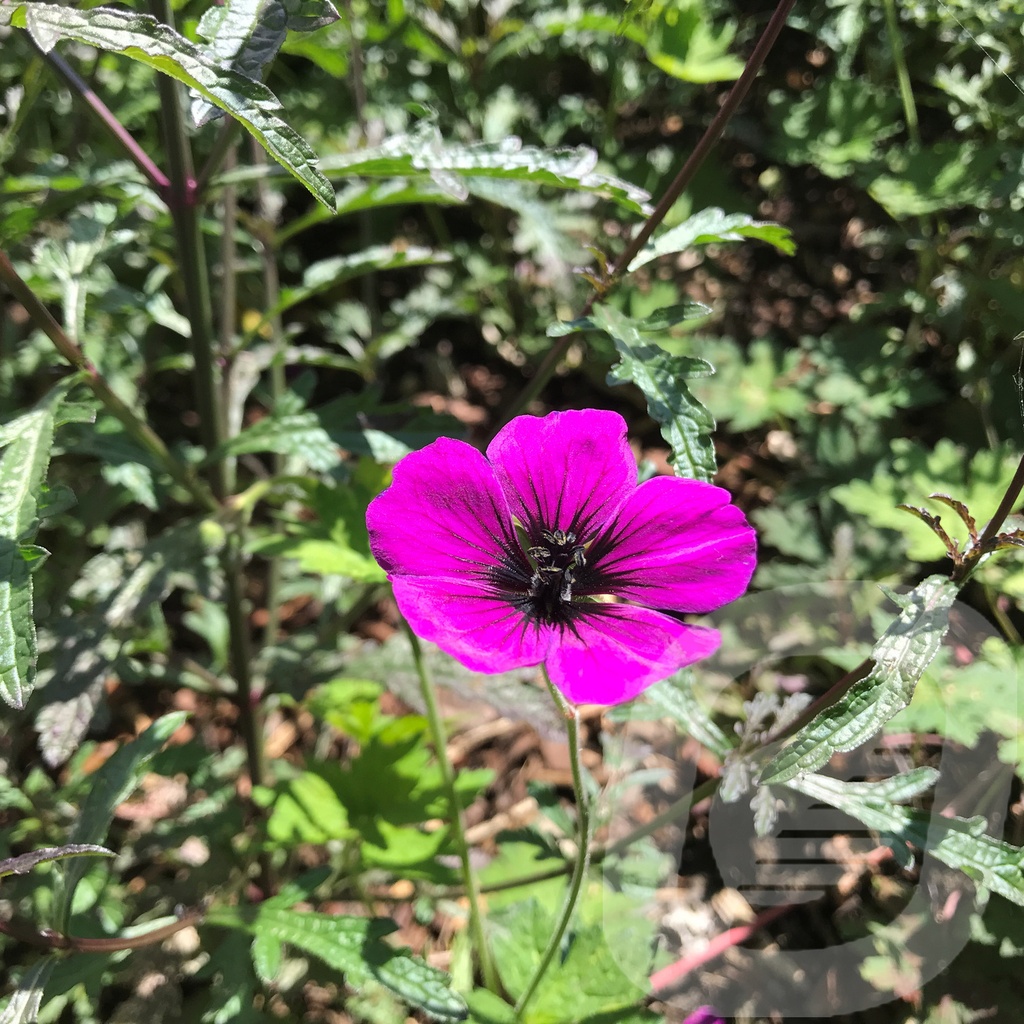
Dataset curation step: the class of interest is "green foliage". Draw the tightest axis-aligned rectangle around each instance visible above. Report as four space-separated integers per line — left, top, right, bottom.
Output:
760 576 959 785
208 902 467 1020
833 440 1020 564
0 385 82 708
0 3 335 208
552 304 717 480
628 206 795 272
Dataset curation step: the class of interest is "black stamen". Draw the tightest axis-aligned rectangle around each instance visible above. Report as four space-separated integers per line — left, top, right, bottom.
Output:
523 528 588 625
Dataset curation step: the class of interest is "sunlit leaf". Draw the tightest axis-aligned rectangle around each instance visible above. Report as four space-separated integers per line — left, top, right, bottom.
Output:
760 576 959 785
787 771 1024 906
207 905 467 1020
0 386 69 708
0 958 56 1024
0 844 113 879
192 0 340 124
629 207 795 272
552 305 717 481
0 3 334 209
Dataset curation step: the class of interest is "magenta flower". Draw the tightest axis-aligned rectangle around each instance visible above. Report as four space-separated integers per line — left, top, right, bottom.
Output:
366 410 755 705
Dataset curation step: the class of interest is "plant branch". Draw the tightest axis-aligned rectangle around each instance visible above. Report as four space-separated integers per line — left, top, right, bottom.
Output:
504 0 796 420
150 0 225 490
0 250 218 513
40 48 170 193
0 906 205 954
514 672 592 1020
407 627 499 994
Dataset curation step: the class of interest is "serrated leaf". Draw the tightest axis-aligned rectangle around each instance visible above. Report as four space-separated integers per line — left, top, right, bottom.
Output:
215 411 339 472
0 3 334 209
207 905 467 1020
0 844 113 879
644 0 745 83
0 386 68 708
563 304 716 480
785 771 1024 905
192 0 340 124
58 712 188 927
760 576 959 785
0 958 56 1024
227 123 651 214
629 206 795 272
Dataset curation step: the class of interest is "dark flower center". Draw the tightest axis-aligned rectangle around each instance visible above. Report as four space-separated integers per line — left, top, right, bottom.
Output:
524 528 587 624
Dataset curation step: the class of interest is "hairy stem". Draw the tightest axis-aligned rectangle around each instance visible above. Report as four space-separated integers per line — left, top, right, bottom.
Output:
505 0 796 420
514 671 592 1020
406 628 499 994
0 250 217 513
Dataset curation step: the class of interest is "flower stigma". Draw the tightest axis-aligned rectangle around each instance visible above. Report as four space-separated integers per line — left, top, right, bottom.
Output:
525 528 589 624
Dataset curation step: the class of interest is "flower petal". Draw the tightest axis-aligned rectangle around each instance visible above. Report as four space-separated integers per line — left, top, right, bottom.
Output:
487 410 636 541
367 437 523 585
587 476 756 612
547 605 720 705
392 578 551 672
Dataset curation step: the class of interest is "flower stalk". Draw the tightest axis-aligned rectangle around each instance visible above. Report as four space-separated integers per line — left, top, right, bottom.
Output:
513 668 592 1021
406 627 499 994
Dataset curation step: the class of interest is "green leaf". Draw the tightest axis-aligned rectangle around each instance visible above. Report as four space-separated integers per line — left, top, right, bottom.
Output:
644 0 745 83
58 712 188 927
760 576 959 785
561 304 717 480
221 122 651 214
0 958 56 1024
261 244 452 328
0 3 335 209
37 520 216 767
488 889 658 1024
207 905 467 1020
0 844 113 879
0 386 68 708
889 640 1024 780
785 771 1024 905
191 0 340 124
633 670 731 759
868 142 1006 219
766 76 902 178
214 409 340 472
257 769 354 845
629 206 795 272
248 468 388 582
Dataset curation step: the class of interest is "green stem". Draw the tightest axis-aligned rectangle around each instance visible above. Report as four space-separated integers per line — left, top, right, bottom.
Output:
150 0 225 491
513 670 592 1021
406 627 499 994
882 0 920 147
148 0 268 887
252 139 287 652
0 250 217 513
